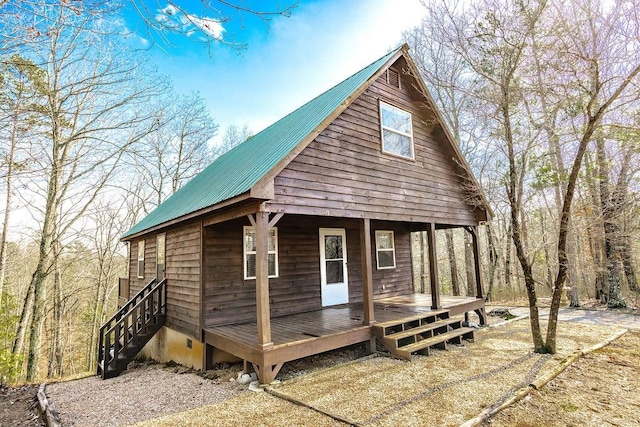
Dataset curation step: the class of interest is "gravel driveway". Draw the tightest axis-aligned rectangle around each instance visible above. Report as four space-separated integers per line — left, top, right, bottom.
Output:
45 363 246 427
507 306 640 329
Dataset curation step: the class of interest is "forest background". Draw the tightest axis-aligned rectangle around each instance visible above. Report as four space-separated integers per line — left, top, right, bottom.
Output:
1 0 639 383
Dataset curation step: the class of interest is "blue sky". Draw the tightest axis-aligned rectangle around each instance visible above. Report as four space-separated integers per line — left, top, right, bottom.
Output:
125 0 425 143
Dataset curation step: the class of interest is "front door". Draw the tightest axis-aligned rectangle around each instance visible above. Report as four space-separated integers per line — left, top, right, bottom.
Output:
319 228 349 306
156 234 165 281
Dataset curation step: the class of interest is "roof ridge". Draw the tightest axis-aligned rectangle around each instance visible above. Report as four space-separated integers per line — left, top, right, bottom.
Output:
122 46 404 238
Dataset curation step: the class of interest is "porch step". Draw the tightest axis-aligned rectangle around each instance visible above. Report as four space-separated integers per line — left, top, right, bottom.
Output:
396 327 475 358
374 309 451 335
385 318 463 342
373 309 474 360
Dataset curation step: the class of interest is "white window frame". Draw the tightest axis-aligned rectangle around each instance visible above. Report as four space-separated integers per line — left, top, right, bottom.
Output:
243 226 279 280
379 101 415 160
137 240 145 278
375 230 396 270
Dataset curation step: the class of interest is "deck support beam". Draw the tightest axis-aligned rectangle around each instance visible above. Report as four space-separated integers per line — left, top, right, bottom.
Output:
360 218 375 326
255 212 273 349
426 223 441 309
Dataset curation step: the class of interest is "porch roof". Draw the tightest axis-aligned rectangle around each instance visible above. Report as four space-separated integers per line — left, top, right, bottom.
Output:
122 46 404 239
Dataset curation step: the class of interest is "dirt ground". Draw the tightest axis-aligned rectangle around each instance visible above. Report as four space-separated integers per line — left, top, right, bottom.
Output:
0 383 44 426
1 307 638 426
486 330 640 427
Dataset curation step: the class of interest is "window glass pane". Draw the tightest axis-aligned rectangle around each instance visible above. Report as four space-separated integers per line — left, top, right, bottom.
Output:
383 130 412 158
381 105 411 133
157 235 165 264
246 254 256 278
378 251 395 268
376 232 393 250
268 229 276 252
268 253 276 276
245 230 256 252
324 236 343 259
325 260 344 284
138 241 144 259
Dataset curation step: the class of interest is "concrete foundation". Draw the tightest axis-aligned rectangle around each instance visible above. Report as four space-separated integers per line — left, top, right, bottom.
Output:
138 326 204 370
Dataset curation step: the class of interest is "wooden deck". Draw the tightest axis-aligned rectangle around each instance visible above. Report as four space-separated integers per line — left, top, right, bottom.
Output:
203 294 485 383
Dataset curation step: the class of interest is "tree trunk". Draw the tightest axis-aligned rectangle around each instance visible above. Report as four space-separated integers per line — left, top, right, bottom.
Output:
504 222 513 296
48 250 64 378
445 229 460 296
484 223 499 303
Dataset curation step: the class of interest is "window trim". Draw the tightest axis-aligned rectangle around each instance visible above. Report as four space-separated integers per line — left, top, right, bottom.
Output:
375 230 396 270
243 226 279 280
379 101 415 160
137 240 145 278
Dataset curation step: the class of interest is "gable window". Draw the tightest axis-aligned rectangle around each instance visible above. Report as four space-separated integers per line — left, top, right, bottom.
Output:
375 230 396 269
244 226 278 280
379 101 414 159
137 240 145 278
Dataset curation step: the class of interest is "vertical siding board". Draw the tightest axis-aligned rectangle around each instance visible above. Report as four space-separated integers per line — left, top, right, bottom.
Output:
202 216 414 327
269 73 478 225
164 222 201 337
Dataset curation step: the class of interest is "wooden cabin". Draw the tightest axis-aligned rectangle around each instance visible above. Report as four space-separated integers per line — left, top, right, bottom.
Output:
98 45 492 384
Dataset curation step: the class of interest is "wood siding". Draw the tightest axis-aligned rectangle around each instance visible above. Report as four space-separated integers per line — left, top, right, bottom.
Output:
127 221 201 337
268 65 479 225
203 215 413 327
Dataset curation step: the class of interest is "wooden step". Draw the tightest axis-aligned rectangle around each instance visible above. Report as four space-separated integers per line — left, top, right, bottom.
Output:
397 327 475 358
374 309 450 330
385 318 463 342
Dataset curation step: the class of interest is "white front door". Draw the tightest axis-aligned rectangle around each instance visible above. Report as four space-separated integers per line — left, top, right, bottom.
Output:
320 228 349 306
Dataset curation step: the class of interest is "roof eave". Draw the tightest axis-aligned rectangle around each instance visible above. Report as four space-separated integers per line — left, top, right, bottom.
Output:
121 192 258 241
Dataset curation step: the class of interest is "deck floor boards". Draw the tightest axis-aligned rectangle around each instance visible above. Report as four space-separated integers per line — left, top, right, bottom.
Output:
206 294 483 347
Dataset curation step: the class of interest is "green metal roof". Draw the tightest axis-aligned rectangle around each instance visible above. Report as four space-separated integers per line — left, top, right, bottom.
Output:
122 46 403 238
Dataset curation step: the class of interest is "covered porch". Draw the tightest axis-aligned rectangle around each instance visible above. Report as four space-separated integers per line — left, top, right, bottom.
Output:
204 294 485 383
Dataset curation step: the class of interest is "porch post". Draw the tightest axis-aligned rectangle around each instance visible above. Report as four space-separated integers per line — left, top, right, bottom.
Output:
470 226 484 299
255 212 272 348
426 223 441 309
360 218 375 325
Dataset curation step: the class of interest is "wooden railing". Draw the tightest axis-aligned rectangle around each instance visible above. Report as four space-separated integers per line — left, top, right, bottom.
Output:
97 277 167 379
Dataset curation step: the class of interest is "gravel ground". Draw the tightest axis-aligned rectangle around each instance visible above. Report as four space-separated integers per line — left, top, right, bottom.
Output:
42 306 635 426
45 362 246 427
506 305 640 329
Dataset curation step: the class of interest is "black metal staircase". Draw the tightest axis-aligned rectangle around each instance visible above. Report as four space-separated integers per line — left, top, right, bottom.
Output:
97 277 167 379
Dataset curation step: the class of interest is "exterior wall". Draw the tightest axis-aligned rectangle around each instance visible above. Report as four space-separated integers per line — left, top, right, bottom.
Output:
203 215 413 328
268 64 479 226
126 220 202 338
137 326 204 370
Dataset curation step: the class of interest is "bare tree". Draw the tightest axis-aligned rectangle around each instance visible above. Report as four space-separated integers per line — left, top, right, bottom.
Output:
0 55 44 307
125 91 218 213
7 1 167 380
409 0 640 353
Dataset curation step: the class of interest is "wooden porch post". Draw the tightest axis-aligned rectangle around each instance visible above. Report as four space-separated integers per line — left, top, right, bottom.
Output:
469 226 484 299
360 218 375 325
255 212 272 349
426 223 441 309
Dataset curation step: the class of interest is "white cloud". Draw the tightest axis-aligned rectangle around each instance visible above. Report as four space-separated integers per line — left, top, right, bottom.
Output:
184 14 225 40
155 4 225 40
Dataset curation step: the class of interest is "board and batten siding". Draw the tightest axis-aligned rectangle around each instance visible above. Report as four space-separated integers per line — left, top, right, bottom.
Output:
268 70 478 225
202 215 413 328
127 221 201 338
